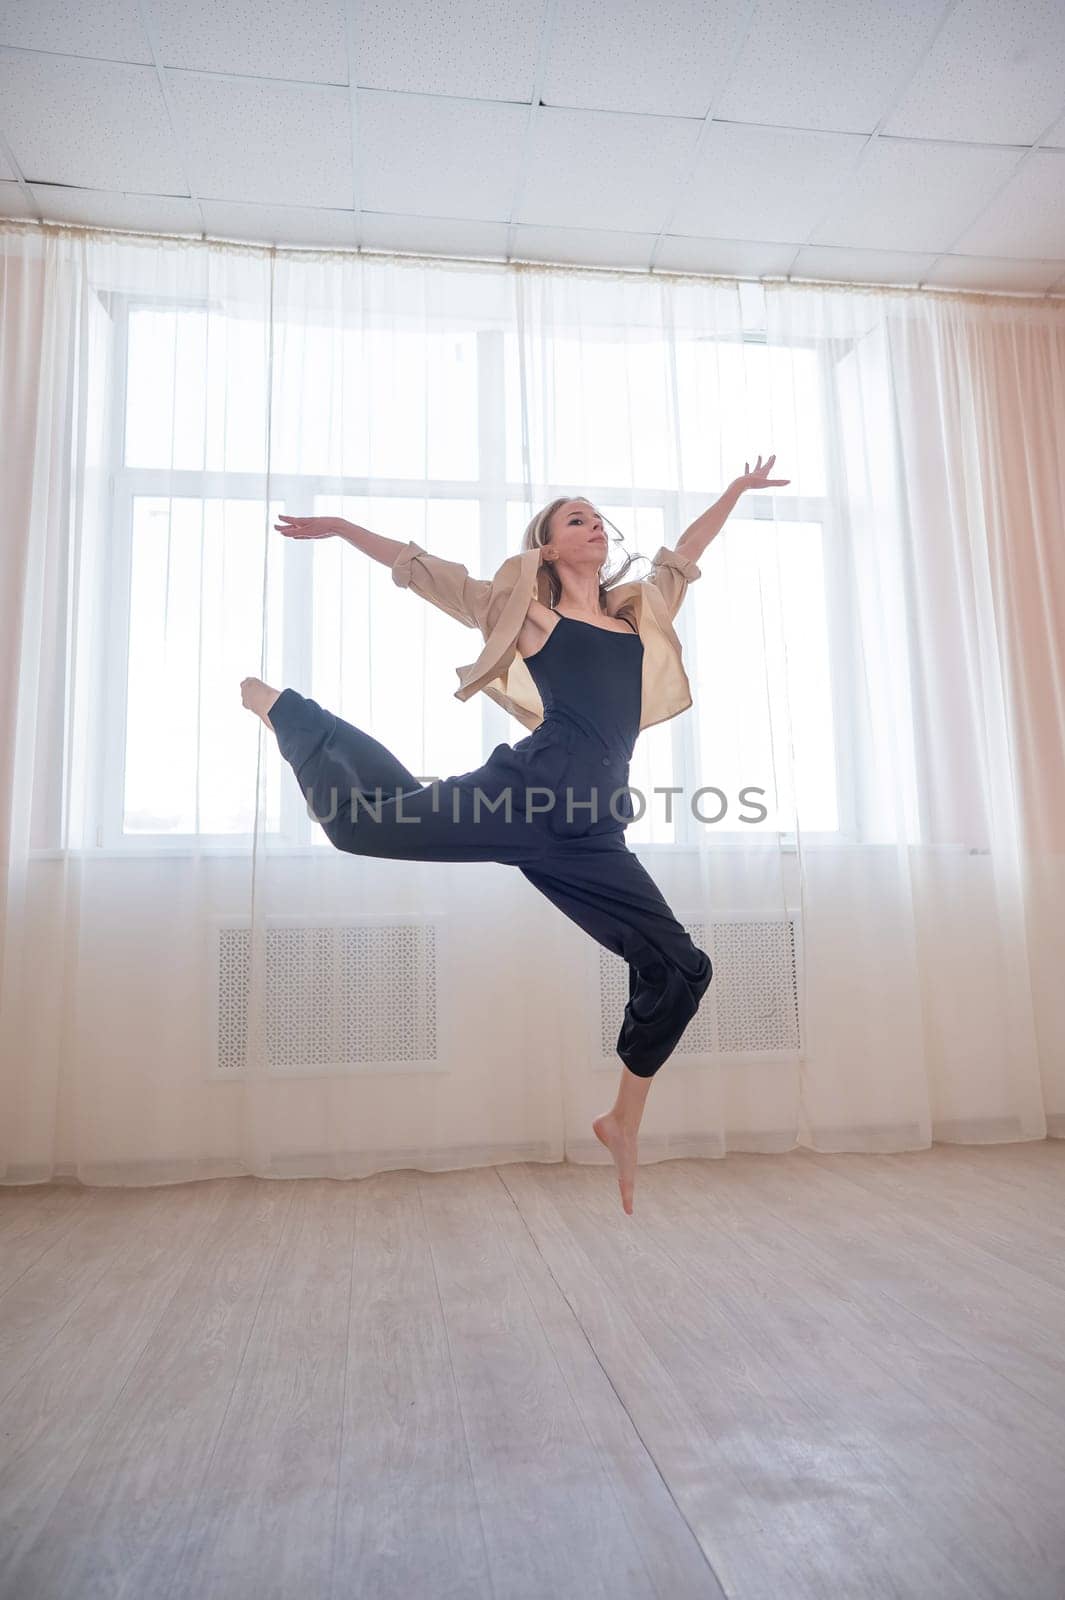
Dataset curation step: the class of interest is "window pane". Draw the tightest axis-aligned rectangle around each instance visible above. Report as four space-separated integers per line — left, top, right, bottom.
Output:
672 341 826 499
125 306 270 474
505 334 826 500
628 716 679 845
689 519 838 835
504 332 674 489
270 326 480 481
309 498 484 846
126 307 481 482
124 497 284 834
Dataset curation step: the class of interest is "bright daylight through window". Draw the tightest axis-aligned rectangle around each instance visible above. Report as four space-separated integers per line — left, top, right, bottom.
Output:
114 302 839 850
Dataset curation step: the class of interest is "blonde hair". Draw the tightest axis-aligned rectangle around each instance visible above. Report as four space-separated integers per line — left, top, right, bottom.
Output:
520 496 645 611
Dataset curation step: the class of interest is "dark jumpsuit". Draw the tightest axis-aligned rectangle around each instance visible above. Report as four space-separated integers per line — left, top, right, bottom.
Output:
266 612 713 1077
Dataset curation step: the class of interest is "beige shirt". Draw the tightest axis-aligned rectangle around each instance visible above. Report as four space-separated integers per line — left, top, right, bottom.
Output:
391 540 702 734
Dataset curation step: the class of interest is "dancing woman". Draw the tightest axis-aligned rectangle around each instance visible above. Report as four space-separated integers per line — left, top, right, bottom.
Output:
241 455 789 1213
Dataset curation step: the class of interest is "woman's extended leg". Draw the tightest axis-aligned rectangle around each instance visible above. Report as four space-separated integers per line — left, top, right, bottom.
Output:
245 682 549 866
265 685 424 804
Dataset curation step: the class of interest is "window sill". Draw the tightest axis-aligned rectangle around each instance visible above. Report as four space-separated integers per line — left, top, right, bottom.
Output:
27 832 870 860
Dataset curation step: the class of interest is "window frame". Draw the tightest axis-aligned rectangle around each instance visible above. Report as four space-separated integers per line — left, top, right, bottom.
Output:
82 296 857 858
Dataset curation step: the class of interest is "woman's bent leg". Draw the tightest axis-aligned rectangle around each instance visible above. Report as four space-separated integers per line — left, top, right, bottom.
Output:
519 838 713 1077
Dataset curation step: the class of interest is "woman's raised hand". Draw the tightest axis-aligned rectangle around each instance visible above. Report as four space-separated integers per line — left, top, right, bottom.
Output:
731 453 790 492
274 514 348 539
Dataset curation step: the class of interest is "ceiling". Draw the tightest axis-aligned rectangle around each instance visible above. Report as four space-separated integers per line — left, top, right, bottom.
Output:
2 0 1064 295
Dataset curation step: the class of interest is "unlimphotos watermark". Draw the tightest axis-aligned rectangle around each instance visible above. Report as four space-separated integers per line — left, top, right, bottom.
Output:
298 781 769 828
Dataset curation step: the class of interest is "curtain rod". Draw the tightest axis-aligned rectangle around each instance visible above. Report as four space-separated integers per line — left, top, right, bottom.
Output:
2 214 1063 310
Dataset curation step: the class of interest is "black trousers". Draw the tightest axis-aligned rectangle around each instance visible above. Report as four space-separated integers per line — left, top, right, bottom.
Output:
267 688 713 1078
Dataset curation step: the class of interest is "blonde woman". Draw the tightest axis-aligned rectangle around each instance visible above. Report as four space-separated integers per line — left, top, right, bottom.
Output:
241 455 788 1213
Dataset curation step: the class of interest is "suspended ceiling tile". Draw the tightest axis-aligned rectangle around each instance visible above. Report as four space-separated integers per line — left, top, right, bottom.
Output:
789 244 938 285
0 144 15 180
881 0 1065 145
0 179 35 217
1044 112 1065 149
0 52 186 192
518 105 701 233
810 137 1020 253
0 0 151 61
151 0 347 84
199 199 357 247
357 211 510 260
671 122 867 243
542 0 751 118
711 0 952 135
509 224 657 269
167 71 352 208
951 150 1065 259
355 0 541 102
655 235 799 276
28 184 202 233
923 254 1065 292
358 91 527 221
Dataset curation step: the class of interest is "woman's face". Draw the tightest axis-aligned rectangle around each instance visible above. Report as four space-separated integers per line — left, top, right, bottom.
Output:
547 500 608 567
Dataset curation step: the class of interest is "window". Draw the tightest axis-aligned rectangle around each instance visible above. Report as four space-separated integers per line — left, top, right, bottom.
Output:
100 296 847 853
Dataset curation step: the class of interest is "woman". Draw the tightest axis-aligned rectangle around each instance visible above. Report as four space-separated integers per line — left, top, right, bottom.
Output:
241 454 789 1214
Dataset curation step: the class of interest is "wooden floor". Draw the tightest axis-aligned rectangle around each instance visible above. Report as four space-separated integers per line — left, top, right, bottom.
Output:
1 1142 1064 1599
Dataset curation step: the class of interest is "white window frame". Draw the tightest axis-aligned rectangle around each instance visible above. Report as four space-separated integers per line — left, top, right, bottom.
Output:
88 298 856 858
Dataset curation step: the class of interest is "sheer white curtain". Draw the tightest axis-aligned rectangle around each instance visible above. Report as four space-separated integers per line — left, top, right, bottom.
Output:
761 281 1064 1149
1 222 1061 1187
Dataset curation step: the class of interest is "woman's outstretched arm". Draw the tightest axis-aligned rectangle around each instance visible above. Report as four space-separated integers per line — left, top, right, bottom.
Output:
275 516 492 630
642 454 790 621
672 453 790 565
275 514 406 567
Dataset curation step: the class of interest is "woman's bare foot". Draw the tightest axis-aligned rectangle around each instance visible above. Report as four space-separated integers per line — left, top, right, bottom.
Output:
593 1111 639 1216
240 676 282 732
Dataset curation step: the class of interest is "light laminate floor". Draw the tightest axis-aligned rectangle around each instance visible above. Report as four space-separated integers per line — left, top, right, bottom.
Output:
2 1142 1064 1599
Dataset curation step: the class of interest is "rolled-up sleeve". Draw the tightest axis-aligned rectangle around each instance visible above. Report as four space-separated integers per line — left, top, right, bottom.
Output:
391 540 492 629
644 544 702 621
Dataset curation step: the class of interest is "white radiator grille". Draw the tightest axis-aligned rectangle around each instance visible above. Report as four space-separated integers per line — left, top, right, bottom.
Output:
598 915 802 1060
211 918 439 1075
